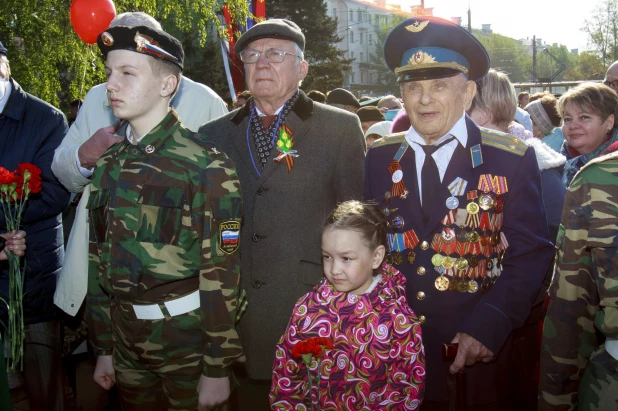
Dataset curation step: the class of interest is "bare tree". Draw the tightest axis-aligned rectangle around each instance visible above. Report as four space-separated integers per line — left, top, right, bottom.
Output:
583 0 618 66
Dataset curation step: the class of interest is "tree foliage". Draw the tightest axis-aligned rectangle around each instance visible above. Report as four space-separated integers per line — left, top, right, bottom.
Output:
473 31 532 83
564 51 606 80
583 0 618 66
0 0 250 112
368 14 407 93
265 0 352 93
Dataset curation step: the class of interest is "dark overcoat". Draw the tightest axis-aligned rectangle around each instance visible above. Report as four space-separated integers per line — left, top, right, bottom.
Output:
0 79 70 325
199 91 365 379
364 116 555 405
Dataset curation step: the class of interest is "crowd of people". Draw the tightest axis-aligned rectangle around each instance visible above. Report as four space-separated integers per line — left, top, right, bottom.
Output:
0 10 617 411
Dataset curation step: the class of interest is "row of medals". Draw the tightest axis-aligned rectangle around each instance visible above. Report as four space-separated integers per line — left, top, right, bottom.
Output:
384 190 505 294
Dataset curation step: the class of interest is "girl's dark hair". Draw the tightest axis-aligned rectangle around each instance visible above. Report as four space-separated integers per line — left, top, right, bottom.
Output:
324 201 387 250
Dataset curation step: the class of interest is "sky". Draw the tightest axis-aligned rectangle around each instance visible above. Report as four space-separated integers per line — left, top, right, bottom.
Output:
387 0 597 52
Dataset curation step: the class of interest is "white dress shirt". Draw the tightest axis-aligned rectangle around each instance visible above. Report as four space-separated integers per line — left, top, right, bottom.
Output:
405 113 468 205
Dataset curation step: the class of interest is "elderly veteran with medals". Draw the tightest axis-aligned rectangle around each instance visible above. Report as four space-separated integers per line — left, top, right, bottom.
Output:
364 16 555 410
87 25 243 410
198 19 365 410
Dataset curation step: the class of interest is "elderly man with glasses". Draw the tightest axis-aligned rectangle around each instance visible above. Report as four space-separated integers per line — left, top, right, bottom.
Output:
604 61 618 93
198 19 365 410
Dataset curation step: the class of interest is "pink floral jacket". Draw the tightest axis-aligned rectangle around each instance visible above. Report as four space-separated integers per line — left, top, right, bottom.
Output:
270 264 425 410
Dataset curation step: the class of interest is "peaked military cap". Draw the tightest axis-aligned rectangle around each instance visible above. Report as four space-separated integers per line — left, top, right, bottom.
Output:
327 88 360 108
0 40 6 56
234 19 305 55
384 16 489 83
97 25 184 70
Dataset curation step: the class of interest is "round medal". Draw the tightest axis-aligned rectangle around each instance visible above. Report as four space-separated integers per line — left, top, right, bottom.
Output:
467 255 479 268
446 196 459 210
393 253 404 265
435 275 450 291
486 259 494 270
467 280 479 293
448 278 457 291
407 251 416 264
456 228 469 243
481 234 491 246
455 257 469 271
384 191 392 202
478 193 495 210
466 231 480 243
392 170 403 183
457 280 469 293
391 215 405 231
420 241 429 250
431 253 444 267
491 231 501 246
441 256 455 269
466 202 480 215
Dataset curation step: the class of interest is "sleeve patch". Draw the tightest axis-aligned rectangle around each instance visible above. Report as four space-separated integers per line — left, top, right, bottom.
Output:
219 220 240 255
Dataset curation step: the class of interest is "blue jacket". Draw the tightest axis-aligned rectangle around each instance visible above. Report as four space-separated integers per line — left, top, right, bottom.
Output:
364 116 555 404
0 79 70 325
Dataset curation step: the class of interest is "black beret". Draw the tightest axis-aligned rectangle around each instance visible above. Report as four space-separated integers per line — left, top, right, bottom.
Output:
327 88 360 108
356 107 385 122
0 40 6 56
97 26 184 70
234 19 305 55
384 16 489 83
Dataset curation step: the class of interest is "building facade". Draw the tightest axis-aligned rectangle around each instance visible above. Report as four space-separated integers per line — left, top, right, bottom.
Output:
325 0 431 93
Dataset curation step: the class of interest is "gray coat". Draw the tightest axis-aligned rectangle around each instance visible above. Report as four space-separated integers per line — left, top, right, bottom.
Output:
199 91 365 379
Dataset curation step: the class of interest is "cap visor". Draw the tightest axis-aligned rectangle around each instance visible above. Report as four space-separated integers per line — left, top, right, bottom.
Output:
397 67 463 83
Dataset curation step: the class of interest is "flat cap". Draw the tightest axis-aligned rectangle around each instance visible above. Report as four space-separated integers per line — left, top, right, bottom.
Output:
0 40 6 56
234 19 305 55
356 106 385 122
97 25 184 70
384 16 489 83
327 88 360 108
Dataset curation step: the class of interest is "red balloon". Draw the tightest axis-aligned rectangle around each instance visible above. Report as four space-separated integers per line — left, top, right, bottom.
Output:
70 0 117 45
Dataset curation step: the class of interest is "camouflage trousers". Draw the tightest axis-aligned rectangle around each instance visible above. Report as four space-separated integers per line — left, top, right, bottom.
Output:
578 345 618 411
111 302 202 411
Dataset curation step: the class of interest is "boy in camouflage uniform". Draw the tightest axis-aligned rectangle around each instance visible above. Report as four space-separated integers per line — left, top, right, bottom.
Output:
539 146 618 411
86 25 244 410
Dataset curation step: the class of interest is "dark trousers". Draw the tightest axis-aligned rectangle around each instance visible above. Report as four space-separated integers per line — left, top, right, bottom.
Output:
22 320 65 411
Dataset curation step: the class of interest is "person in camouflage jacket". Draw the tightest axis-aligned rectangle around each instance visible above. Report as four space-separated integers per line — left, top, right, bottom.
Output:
538 143 618 411
86 26 244 410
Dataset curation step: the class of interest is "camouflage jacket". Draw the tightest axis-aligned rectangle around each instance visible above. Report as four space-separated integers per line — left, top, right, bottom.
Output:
539 150 618 410
86 110 244 378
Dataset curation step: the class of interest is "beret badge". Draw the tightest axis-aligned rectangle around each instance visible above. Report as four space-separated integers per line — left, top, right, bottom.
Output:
134 31 178 61
405 20 429 33
101 32 114 47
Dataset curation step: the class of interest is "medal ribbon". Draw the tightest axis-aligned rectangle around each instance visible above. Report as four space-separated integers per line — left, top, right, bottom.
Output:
393 234 405 252
274 125 297 172
478 174 495 193
466 213 480 229
493 176 509 194
469 241 481 255
431 233 441 252
455 208 468 226
441 210 456 226
467 190 478 200
388 142 410 197
403 229 419 249
387 233 395 253
478 212 491 230
499 232 509 251
448 177 468 197
455 241 467 256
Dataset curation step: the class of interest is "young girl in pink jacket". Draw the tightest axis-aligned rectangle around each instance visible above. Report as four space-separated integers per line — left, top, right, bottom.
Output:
270 201 425 410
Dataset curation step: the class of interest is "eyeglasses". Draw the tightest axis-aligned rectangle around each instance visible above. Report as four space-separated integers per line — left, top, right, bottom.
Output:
239 48 301 64
603 79 618 89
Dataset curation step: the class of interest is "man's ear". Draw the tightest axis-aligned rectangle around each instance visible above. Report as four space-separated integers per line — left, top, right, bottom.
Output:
161 74 178 99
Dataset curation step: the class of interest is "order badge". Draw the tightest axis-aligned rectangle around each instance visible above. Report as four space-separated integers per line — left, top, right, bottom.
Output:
392 169 403 183
219 220 241 255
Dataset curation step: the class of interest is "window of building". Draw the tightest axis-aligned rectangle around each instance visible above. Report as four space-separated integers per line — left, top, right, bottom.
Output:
350 31 354 43
360 52 364 62
360 32 364 44
369 34 373 45
351 51 355 59
333 8 337 19
358 9 362 21
350 9 353 21
361 71 365 83
351 72 355 83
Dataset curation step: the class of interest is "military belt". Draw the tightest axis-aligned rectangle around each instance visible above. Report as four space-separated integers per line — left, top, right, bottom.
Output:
130 290 200 320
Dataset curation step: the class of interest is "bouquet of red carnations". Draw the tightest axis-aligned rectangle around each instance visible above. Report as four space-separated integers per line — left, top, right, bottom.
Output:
292 337 333 411
0 164 42 371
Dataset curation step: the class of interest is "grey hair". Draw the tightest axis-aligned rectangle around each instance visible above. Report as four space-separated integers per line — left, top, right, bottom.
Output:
293 43 305 64
109 12 162 30
0 55 10 80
